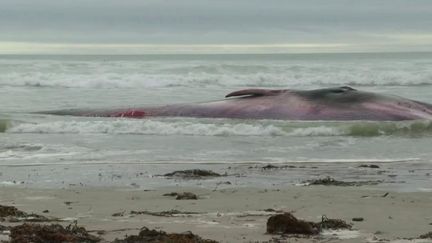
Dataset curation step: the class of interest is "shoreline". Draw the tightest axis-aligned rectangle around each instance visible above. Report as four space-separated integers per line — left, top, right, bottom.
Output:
0 161 431 192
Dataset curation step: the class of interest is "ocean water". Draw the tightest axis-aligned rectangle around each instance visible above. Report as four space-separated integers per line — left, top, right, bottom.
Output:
1 53 432 189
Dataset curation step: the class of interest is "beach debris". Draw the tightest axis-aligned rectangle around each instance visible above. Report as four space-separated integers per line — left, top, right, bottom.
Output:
381 192 389 197
263 208 284 213
112 211 125 217
319 215 352 230
130 209 201 217
262 164 279 170
358 164 380 169
0 205 57 222
267 213 353 236
9 222 100 243
176 192 198 200
352 217 364 222
266 213 319 235
216 181 231 185
212 181 233 191
162 169 221 179
261 164 297 170
0 224 10 231
113 226 218 243
163 192 198 200
0 205 26 218
236 209 284 218
304 177 382 186
419 231 432 239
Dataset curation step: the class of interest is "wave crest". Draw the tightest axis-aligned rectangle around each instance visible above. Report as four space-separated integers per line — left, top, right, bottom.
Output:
1 60 432 88
6 119 432 137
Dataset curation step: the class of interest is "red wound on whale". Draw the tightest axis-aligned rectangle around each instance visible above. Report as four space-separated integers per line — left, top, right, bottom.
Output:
111 110 146 118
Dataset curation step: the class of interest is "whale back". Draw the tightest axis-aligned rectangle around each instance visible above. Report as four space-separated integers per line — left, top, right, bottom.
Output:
225 86 374 105
38 86 432 121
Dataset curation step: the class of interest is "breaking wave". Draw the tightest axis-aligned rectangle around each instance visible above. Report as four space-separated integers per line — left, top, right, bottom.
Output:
5 119 432 137
1 58 432 88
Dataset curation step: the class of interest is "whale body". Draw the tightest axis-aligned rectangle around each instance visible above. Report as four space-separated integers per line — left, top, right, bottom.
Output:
42 86 432 121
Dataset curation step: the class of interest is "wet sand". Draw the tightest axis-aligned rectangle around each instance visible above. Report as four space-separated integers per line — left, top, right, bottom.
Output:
1 184 432 242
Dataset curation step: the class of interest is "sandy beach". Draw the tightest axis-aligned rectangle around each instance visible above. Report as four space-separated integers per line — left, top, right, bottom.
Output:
2 0 432 242
1 163 432 243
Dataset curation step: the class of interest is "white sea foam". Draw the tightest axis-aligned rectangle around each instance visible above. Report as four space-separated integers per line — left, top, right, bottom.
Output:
7 119 289 136
288 126 343 136
6 119 347 137
6 119 432 137
1 58 432 88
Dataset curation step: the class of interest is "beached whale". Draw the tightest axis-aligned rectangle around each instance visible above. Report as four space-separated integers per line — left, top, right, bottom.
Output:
42 86 432 121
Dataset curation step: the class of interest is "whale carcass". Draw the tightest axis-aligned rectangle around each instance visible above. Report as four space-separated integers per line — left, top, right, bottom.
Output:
41 86 432 121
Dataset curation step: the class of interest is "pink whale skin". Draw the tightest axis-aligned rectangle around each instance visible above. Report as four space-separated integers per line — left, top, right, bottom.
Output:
40 86 432 121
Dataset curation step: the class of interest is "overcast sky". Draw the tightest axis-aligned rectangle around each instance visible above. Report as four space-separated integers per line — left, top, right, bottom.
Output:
1 0 431 54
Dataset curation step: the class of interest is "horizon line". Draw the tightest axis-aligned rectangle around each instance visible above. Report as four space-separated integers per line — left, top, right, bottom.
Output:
1 50 432 56
1 41 431 55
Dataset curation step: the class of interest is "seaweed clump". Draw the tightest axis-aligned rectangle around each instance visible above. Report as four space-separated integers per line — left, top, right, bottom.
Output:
358 164 380 169
419 231 432 239
163 169 221 179
267 213 352 236
113 227 218 243
319 215 352 230
305 177 381 186
163 192 198 200
9 223 100 243
0 205 54 222
130 209 200 217
0 205 27 218
266 213 319 235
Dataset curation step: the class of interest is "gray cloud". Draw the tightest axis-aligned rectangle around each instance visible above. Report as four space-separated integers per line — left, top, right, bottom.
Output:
0 0 431 52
